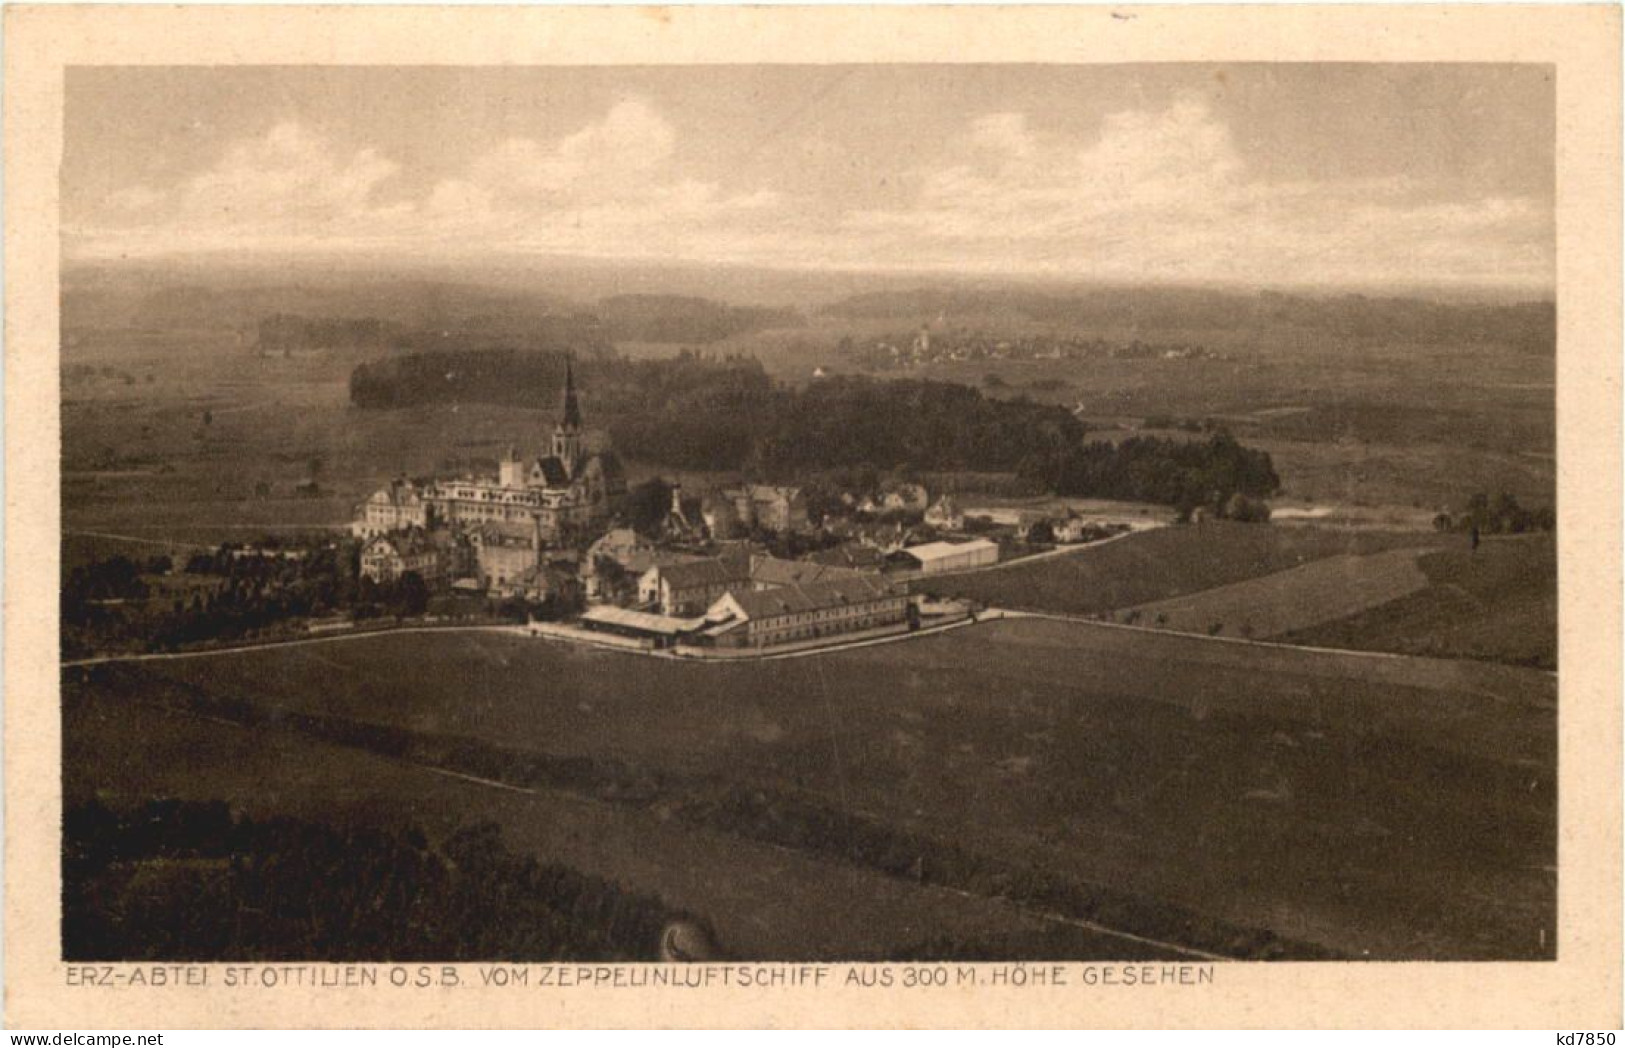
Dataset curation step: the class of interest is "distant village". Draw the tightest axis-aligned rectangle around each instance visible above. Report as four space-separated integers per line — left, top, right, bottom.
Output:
348 360 1128 653
845 326 1224 372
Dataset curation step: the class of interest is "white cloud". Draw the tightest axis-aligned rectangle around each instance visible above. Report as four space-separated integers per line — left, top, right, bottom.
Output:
838 97 1552 286
466 98 675 200
66 97 1552 289
70 102 788 261
409 98 789 256
178 121 405 232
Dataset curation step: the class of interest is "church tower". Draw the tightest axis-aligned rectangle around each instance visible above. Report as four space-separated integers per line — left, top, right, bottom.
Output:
551 354 584 475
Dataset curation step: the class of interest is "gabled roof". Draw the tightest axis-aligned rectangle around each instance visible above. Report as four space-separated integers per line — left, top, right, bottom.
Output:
747 555 864 588
589 527 647 554
580 605 705 635
531 457 571 486
720 574 902 621
898 538 999 564
366 529 437 558
652 552 753 590
807 543 889 570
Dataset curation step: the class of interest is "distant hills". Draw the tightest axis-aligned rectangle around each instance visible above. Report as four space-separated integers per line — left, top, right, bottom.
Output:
61 256 1554 355
596 294 803 344
820 287 1555 352
254 314 388 356
62 266 807 348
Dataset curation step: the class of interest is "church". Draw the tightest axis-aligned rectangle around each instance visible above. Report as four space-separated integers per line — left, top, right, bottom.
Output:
352 356 626 547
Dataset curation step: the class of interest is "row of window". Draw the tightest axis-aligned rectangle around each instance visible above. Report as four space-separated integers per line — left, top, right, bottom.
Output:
752 610 904 644
753 601 905 632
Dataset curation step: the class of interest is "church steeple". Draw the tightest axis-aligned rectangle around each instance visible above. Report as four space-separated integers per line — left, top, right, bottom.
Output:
562 354 583 430
552 352 584 472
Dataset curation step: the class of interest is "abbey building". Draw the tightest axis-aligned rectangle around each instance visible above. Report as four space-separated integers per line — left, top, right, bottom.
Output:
351 358 626 586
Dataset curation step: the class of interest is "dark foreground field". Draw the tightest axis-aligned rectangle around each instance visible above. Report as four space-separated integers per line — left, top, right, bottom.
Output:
65 616 1555 961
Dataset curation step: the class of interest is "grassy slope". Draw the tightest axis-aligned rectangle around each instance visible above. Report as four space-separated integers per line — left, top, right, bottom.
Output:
914 522 1445 616
1123 548 1431 639
71 618 1555 960
1278 534 1557 670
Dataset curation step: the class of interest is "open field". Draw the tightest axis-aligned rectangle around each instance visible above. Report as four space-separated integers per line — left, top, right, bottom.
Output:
913 522 1448 617
1280 535 1557 669
68 616 1556 960
1124 548 1432 639
65 688 1175 962
61 332 732 547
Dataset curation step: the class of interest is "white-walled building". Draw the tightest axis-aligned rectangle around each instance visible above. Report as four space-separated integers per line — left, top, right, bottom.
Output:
891 538 999 575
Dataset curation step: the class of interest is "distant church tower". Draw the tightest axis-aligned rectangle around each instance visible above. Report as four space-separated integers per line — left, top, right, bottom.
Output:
551 354 584 475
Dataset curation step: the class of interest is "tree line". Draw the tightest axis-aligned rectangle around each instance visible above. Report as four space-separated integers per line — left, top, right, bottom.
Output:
351 352 1279 511
1435 491 1556 535
614 374 1279 510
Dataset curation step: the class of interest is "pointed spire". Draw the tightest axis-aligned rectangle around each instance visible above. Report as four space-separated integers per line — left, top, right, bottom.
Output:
562 352 583 430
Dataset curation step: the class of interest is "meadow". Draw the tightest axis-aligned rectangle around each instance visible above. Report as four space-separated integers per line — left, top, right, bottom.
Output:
913 522 1447 616
1280 535 1558 669
67 616 1556 961
1122 548 1433 639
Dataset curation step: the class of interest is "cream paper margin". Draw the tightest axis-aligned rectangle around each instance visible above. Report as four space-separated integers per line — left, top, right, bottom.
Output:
4 3 1619 1030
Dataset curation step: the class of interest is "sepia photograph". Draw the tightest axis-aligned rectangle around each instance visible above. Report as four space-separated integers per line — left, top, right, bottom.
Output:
57 60 1559 964
6 2 1621 1032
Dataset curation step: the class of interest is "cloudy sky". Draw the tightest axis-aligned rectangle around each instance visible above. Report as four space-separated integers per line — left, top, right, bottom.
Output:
64 65 1555 290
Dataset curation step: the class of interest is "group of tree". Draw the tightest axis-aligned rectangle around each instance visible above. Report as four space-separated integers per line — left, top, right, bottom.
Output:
62 554 160 609
62 541 360 655
63 799 695 961
1435 492 1556 536
1040 433 1280 516
612 375 1090 477
352 351 1280 513
625 375 1278 511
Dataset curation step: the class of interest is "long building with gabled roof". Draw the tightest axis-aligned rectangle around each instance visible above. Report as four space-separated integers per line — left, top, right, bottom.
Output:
701 574 909 648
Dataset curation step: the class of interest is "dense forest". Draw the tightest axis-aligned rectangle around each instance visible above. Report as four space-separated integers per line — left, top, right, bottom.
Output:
351 351 1279 510
613 373 1279 509
63 799 691 961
